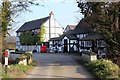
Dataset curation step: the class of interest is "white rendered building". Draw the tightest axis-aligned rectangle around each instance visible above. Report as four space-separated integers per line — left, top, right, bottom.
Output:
16 11 64 52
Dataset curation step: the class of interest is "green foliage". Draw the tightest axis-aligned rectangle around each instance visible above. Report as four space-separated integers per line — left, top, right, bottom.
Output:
39 24 46 43
77 1 120 66
19 32 25 45
0 0 12 51
88 59 120 79
1 64 33 78
1 1 11 32
19 31 40 45
0 0 39 52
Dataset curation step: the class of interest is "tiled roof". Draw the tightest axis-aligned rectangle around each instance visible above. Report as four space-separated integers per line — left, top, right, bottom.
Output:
49 32 78 41
49 35 65 41
16 16 50 32
66 18 93 34
73 18 93 34
64 25 76 32
65 34 78 40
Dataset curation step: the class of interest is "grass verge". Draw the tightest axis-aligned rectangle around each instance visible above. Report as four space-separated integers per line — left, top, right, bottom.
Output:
1 61 37 78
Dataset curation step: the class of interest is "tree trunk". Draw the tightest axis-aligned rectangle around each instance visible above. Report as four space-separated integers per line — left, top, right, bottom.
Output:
1 31 7 53
115 16 119 32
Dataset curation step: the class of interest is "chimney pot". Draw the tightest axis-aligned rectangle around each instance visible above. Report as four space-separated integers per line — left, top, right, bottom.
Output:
49 11 54 16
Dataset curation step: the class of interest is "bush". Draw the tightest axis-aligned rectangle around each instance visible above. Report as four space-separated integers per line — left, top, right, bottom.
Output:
88 59 119 79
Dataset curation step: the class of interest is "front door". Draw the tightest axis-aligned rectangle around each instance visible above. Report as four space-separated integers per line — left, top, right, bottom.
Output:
64 39 68 53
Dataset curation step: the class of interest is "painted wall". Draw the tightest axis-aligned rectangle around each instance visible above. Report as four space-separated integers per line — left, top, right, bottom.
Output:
44 14 63 42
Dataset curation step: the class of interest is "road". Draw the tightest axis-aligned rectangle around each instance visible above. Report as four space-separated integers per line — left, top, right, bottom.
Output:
26 53 94 79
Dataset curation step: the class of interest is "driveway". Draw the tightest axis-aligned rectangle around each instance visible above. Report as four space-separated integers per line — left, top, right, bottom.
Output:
26 53 94 78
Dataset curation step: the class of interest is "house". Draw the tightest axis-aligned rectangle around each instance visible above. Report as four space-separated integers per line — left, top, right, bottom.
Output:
49 17 107 57
73 18 107 55
64 25 76 32
49 35 64 53
49 31 79 53
16 11 64 52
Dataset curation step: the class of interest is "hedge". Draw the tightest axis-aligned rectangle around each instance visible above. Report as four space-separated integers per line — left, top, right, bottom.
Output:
88 59 120 79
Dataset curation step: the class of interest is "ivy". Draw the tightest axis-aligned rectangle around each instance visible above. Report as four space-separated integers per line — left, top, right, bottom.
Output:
39 24 46 43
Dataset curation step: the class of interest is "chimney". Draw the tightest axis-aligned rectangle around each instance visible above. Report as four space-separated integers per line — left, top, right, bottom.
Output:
49 11 54 40
49 11 54 16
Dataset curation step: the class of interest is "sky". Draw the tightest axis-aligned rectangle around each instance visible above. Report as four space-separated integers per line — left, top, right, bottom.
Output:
8 0 84 36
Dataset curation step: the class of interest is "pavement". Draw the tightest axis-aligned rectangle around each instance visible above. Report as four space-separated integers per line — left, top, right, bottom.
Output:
25 53 95 79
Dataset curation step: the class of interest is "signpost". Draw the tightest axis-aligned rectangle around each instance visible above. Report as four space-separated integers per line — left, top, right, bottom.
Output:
4 50 8 74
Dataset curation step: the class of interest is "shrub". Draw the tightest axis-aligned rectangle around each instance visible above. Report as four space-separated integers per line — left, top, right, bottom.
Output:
88 59 119 79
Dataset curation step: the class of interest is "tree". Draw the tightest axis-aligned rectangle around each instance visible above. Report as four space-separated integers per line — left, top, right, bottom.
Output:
77 1 120 66
0 0 39 52
0 0 11 51
39 24 46 43
20 31 40 45
19 32 25 45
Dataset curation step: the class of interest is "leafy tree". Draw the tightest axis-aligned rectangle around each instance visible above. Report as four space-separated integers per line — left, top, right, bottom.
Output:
77 1 120 66
19 32 25 45
0 0 11 51
39 24 46 43
33 34 40 45
20 31 41 45
0 0 39 52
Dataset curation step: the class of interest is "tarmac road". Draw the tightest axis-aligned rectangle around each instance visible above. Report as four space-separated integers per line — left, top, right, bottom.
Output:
26 53 94 79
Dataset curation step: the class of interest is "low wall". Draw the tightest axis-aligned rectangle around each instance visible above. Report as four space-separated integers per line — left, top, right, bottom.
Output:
18 56 32 65
18 58 27 65
82 51 97 61
17 53 33 65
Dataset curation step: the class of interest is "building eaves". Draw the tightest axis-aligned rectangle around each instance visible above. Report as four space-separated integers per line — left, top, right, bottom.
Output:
65 34 78 40
49 35 65 41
